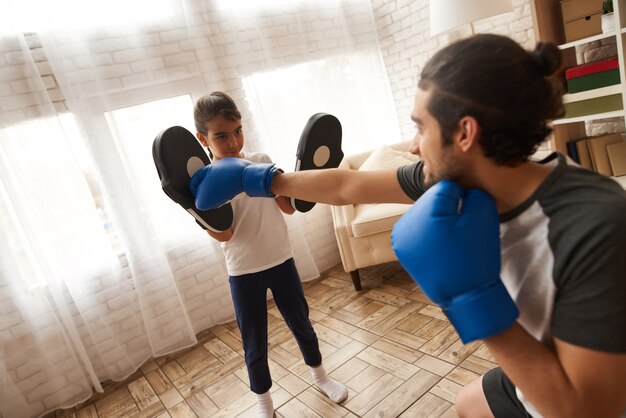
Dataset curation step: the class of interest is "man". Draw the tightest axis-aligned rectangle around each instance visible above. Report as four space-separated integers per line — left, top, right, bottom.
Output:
191 34 626 417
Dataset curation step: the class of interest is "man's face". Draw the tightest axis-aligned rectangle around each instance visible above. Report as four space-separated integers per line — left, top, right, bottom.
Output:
409 88 463 187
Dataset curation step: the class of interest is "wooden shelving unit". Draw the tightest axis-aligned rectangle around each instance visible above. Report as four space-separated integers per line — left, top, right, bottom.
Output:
530 0 626 188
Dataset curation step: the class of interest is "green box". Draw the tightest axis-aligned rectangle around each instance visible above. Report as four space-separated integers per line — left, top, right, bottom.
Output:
567 68 621 93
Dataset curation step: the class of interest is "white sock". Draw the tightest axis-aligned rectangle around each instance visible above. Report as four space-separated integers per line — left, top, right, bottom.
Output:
310 365 348 403
256 390 274 418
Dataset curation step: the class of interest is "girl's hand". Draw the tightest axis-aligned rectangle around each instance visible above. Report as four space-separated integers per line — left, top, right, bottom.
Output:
275 196 296 215
207 227 233 242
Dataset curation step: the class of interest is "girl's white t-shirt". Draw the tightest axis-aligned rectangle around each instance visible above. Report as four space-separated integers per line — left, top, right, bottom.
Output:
221 152 293 276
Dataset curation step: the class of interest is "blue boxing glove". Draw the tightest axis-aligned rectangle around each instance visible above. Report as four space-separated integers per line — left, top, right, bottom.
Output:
189 157 282 210
391 180 518 343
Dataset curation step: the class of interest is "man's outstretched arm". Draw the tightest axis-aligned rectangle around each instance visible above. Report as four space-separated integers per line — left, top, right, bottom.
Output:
271 168 414 206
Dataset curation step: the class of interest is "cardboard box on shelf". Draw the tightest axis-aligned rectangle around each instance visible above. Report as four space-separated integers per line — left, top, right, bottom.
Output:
560 0 603 42
564 13 603 42
560 0 602 22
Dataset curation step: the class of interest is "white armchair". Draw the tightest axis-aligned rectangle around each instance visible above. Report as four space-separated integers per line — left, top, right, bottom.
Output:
330 141 418 290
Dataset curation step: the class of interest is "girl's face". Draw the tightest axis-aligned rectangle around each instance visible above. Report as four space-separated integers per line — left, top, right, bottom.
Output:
196 115 244 160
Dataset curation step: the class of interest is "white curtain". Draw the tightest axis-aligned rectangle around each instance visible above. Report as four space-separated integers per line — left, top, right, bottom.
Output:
0 0 401 416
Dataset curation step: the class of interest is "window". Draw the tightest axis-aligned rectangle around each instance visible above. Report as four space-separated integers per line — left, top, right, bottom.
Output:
215 0 338 12
0 113 120 287
243 51 402 170
0 0 174 35
105 94 203 247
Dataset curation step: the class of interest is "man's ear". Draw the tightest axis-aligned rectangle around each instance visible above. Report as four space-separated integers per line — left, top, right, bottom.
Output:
196 132 209 147
456 115 480 152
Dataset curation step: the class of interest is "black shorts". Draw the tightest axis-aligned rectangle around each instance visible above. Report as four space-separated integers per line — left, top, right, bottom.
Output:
483 367 533 418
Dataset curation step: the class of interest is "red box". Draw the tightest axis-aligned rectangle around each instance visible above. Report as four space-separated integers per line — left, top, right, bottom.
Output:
565 58 619 79
565 58 621 93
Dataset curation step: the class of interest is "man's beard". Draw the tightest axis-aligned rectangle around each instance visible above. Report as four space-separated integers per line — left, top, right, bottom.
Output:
423 149 462 189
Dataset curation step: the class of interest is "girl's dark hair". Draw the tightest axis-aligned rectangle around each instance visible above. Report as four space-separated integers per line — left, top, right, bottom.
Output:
193 91 241 136
418 34 565 165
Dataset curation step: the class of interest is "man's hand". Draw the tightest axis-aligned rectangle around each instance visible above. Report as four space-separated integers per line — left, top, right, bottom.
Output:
391 180 518 343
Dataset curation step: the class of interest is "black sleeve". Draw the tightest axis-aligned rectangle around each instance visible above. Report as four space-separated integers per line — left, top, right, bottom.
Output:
550 197 626 352
396 161 426 201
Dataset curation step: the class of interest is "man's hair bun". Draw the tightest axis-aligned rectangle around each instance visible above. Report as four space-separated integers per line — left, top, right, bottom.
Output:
530 42 561 76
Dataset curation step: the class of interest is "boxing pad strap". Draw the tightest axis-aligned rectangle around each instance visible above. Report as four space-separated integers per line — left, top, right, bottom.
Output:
443 279 519 344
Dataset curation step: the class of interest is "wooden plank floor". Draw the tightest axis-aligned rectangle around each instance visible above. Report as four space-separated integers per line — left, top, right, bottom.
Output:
47 262 499 418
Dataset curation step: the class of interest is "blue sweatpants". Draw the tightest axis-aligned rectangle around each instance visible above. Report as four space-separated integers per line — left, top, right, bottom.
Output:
229 258 322 394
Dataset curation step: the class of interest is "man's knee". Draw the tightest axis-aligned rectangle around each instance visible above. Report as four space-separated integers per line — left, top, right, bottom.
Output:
456 376 493 418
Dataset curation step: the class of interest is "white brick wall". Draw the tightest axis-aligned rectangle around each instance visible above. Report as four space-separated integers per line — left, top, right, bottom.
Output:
371 0 536 143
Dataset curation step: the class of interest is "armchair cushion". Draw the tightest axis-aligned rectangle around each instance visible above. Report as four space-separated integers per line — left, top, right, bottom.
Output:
358 144 419 171
351 144 419 237
351 203 412 237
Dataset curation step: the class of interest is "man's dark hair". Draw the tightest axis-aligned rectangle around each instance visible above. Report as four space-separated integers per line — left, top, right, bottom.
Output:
419 34 565 165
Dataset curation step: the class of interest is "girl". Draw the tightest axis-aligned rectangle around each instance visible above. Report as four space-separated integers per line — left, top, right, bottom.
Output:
192 91 347 417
